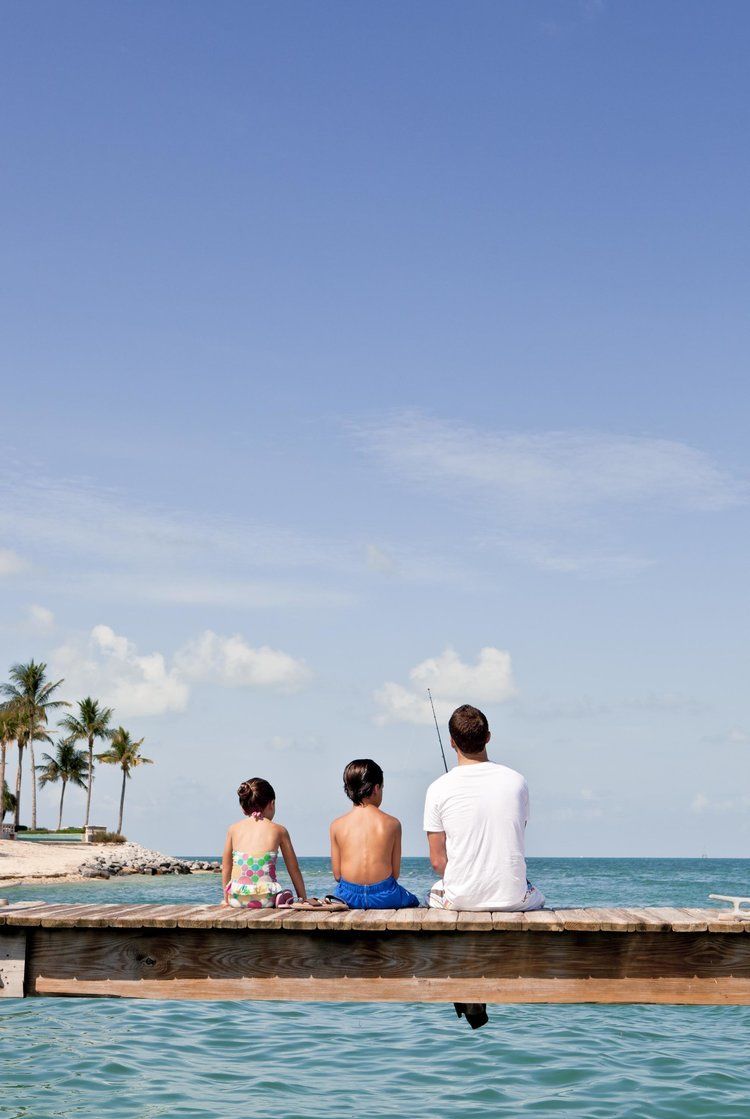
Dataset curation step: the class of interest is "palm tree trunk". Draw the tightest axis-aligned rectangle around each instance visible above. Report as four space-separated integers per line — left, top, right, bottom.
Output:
58 779 66 832
118 770 126 835
29 717 37 830
84 735 94 827
14 742 23 828
0 743 6 825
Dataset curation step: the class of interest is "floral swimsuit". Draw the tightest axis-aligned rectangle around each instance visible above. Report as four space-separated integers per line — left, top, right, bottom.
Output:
226 850 286 909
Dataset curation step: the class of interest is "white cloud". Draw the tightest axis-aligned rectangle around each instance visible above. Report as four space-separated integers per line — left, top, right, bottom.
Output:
691 791 750 814
701 727 750 746
269 735 321 753
135 579 351 609
0 548 26 576
50 625 313 717
28 604 55 631
365 543 397 574
174 630 312 692
691 793 710 813
358 414 742 514
0 471 357 610
355 414 744 574
51 625 189 717
375 646 517 725
514 691 705 721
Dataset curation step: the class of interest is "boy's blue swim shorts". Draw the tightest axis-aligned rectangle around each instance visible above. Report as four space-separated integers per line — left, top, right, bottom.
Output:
334 874 420 910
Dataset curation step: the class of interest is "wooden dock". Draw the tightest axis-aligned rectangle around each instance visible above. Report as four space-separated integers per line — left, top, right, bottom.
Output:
2 903 750 1004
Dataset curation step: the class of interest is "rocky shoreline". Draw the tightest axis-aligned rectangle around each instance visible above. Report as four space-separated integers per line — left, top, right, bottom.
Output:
80 842 220 880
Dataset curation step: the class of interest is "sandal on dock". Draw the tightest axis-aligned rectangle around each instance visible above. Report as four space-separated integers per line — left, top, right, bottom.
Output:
281 896 349 911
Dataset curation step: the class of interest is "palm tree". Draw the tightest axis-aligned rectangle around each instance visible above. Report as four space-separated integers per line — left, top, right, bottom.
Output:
1 661 67 830
2 780 16 823
11 724 52 829
36 740 89 832
96 727 153 836
59 697 113 827
0 703 21 828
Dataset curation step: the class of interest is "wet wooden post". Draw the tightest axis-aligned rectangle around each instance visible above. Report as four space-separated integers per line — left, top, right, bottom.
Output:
2 904 750 1003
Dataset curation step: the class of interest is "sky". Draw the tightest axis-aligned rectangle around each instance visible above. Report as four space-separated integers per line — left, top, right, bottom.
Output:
1 1 748 858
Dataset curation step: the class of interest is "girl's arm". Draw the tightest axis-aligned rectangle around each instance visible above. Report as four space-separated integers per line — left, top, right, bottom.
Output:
330 822 341 882
221 827 234 904
391 820 402 879
279 827 306 899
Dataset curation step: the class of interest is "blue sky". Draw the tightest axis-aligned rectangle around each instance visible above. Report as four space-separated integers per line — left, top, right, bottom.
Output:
1 1 748 857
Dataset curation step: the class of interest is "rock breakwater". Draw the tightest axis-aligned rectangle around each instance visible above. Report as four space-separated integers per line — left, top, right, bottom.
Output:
80 843 220 879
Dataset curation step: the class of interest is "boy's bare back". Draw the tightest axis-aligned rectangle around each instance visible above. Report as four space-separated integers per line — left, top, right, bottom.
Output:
330 805 401 885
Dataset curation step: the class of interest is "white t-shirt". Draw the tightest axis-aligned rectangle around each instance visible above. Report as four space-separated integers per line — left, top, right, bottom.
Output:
423 761 529 910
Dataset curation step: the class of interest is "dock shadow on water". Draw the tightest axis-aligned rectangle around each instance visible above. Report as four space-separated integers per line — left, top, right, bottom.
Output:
2 859 749 1118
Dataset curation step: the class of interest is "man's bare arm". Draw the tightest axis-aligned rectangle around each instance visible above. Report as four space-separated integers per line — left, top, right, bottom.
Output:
427 831 447 876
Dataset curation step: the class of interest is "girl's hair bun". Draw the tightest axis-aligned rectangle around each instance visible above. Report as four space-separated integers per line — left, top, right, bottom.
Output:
237 777 276 816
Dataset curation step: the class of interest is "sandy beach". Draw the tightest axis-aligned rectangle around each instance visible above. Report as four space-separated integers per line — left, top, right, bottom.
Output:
0 839 204 889
0 838 101 888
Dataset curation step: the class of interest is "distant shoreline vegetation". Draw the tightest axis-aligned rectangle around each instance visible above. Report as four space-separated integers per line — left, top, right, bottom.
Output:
1 659 153 837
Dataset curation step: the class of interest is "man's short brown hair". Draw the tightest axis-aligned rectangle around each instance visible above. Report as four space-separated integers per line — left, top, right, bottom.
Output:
448 705 489 755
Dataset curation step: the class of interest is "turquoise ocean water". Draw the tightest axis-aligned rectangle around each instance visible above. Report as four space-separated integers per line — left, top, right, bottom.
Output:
2 857 749 1118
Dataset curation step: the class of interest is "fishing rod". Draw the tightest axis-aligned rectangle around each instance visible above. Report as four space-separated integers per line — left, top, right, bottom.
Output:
427 688 449 773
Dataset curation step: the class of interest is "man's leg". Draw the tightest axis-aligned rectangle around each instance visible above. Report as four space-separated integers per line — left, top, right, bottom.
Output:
516 883 545 912
427 880 447 908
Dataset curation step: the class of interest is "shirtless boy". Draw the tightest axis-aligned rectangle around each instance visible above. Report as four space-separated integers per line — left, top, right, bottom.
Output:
330 759 419 909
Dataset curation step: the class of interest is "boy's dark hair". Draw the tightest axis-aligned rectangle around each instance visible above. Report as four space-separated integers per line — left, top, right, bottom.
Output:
237 777 276 816
449 705 490 755
343 759 384 805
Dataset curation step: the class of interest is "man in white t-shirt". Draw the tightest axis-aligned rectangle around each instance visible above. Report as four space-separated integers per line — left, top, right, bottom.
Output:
424 704 544 911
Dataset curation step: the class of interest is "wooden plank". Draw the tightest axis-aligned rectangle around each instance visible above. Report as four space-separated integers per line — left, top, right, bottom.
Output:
0 903 50 925
7 902 750 934
556 909 604 932
522 910 564 932
175 906 226 929
620 908 672 931
0 931 25 997
419 909 458 930
6 904 77 927
24 927 750 996
210 908 276 929
39 904 125 928
647 907 709 933
704 909 749 934
31 975 750 1004
345 909 398 932
99 905 163 928
280 909 336 931
386 909 425 931
320 909 357 931
102 905 183 929
457 911 494 931
491 911 526 931
588 909 640 933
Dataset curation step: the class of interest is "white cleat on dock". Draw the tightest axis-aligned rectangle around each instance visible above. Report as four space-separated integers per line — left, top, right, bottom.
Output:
708 894 750 919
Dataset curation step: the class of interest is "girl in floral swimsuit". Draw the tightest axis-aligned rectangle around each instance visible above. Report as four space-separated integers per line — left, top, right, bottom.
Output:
221 777 306 907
